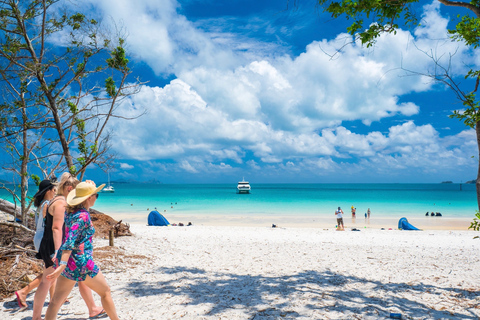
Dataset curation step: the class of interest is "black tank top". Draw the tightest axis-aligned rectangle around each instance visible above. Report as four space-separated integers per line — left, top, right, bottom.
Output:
35 196 64 268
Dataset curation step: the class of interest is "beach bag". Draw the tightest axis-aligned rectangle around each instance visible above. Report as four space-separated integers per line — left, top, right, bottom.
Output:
33 200 49 251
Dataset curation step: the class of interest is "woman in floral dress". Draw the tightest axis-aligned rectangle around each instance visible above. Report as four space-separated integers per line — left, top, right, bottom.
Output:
45 181 120 320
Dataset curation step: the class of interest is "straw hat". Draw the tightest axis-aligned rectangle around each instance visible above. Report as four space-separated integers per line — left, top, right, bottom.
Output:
67 182 105 206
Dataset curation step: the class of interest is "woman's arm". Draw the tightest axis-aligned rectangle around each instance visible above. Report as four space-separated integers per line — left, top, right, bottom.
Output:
51 199 66 253
46 250 72 280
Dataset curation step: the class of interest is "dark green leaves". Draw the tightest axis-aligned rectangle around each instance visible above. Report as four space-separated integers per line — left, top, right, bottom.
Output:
105 77 116 97
451 15 480 49
317 0 418 46
106 45 129 71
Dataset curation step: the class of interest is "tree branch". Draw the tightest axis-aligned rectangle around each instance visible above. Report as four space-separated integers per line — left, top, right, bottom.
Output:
438 0 480 18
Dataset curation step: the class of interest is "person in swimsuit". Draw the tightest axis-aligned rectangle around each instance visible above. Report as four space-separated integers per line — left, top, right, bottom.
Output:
45 180 120 320
335 206 344 230
15 179 56 308
32 173 104 320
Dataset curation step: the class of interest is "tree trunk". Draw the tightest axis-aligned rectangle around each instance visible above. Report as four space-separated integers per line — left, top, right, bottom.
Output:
21 116 28 227
48 101 74 171
476 123 480 211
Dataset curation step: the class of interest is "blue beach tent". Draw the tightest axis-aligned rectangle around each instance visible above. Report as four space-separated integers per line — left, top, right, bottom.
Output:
148 210 171 226
398 217 420 230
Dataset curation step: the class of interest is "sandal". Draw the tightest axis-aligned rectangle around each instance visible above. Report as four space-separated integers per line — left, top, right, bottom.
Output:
15 291 27 308
89 309 107 319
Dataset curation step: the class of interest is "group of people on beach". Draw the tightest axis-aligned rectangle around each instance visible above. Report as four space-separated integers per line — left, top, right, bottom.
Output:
14 172 120 319
335 206 371 230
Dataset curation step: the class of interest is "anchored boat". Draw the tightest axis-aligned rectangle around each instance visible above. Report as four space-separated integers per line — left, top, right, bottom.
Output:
103 171 115 193
237 179 251 194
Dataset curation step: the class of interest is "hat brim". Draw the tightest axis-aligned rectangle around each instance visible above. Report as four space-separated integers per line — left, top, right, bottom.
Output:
33 181 57 199
33 188 49 199
67 184 105 206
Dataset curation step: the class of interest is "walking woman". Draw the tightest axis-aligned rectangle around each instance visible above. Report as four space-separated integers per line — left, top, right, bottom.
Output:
32 173 104 320
45 181 120 320
15 179 56 308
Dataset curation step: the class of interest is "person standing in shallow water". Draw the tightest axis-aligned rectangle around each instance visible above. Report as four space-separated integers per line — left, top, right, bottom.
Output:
335 207 344 231
45 181 120 320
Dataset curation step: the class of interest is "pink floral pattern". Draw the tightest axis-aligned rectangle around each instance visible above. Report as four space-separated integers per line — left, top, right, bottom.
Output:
58 208 99 281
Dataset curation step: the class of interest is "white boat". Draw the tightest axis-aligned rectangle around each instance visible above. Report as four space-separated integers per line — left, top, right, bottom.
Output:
237 179 251 194
103 171 115 193
103 185 114 192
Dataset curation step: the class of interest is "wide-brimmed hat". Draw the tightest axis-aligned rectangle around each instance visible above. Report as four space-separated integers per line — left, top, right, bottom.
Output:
33 179 57 199
67 182 105 206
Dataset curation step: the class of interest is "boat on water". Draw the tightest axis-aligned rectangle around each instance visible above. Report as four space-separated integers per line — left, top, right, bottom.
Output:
237 179 251 194
103 171 115 193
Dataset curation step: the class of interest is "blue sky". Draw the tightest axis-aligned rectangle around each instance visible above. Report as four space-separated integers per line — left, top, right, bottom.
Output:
4 0 478 184
87 0 479 183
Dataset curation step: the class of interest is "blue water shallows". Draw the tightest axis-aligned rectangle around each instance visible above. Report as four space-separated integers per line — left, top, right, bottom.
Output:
2 183 475 219
88 183 475 219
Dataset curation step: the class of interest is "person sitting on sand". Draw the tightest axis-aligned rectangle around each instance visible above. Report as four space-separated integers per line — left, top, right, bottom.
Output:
45 180 120 320
335 207 344 230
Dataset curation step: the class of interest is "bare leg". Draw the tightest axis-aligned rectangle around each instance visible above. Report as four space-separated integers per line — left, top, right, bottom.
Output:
78 281 104 317
83 270 119 320
16 274 42 307
44 276 76 320
32 268 56 320
48 281 55 300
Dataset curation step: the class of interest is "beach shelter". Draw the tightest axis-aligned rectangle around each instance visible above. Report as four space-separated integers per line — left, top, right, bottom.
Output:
148 210 171 226
398 217 420 230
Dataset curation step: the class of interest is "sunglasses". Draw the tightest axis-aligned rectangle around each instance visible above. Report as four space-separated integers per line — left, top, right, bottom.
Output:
95 193 99 199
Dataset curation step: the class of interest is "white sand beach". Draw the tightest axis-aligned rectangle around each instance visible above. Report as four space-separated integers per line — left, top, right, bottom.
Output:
109 211 474 231
3 224 480 319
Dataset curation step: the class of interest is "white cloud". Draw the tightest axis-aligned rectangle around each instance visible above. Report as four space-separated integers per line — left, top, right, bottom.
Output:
119 163 134 170
92 0 478 181
179 160 198 173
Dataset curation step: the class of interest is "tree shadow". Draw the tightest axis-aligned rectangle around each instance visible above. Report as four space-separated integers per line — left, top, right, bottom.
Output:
3 267 478 319
124 266 480 319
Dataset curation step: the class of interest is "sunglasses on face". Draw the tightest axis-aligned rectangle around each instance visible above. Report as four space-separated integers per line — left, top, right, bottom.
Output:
95 193 99 199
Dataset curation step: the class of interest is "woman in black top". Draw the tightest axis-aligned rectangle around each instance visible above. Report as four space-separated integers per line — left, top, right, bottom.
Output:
32 173 105 320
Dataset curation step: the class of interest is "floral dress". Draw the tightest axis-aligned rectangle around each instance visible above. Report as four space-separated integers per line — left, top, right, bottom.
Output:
58 208 100 281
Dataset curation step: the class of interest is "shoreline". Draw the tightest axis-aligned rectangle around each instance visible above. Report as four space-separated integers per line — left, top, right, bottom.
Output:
0 209 474 231
107 211 474 231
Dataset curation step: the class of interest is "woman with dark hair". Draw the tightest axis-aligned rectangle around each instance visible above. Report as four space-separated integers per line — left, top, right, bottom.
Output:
33 180 57 251
14 179 56 308
45 181 120 320
32 173 104 320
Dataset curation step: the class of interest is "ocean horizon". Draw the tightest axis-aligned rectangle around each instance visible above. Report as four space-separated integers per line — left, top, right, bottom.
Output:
2 183 476 225
92 183 476 222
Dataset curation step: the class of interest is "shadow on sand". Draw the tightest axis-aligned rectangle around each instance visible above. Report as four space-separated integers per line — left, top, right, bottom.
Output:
3 267 478 319
122 266 479 319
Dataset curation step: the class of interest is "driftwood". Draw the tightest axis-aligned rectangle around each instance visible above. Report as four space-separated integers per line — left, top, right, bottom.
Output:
0 199 34 217
113 220 131 237
89 209 132 238
0 221 35 234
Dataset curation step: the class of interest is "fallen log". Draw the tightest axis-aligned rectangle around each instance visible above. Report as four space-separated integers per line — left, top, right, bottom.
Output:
0 221 35 234
0 199 34 219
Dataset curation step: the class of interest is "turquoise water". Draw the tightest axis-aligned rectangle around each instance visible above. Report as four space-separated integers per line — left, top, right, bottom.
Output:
89 183 476 219
2 183 476 219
